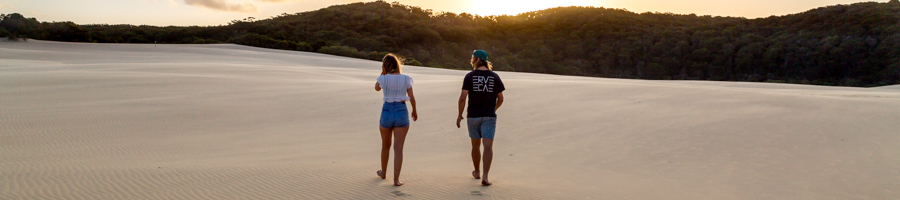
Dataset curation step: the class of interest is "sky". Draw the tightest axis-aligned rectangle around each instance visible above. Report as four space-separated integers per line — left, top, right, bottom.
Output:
0 0 889 26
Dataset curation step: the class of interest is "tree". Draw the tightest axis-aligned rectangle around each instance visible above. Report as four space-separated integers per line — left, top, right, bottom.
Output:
0 13 41 40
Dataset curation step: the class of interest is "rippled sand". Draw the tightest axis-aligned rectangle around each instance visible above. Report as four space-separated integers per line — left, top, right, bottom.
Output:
2 40 899 199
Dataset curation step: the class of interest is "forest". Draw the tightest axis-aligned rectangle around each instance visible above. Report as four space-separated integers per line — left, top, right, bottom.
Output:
2 0 899 87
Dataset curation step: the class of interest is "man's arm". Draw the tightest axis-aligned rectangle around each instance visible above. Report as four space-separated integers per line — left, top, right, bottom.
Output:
495 92 504 111
456 90 468 128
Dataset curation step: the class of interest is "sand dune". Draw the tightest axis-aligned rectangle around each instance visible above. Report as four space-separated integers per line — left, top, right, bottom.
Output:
2 40 899 199
876 84 900 90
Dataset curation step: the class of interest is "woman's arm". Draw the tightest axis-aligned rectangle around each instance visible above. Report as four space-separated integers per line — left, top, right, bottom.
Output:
457 90 468 128
407 87 417 121
375 82 381 91
495 92 504 111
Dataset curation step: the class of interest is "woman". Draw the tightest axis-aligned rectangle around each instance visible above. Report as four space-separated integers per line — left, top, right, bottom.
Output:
375 54 417 186
456 50 505 186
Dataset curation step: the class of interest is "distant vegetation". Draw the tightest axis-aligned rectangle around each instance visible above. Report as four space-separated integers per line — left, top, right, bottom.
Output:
2 0 899 87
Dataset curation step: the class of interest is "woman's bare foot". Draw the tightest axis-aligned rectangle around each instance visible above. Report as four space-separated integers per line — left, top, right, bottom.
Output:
376 170 386 179
481 180 492 186
472 170 481 179
394 181 404 186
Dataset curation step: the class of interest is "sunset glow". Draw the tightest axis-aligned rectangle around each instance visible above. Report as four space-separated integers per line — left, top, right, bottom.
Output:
467 0 597 16
0 0 887 26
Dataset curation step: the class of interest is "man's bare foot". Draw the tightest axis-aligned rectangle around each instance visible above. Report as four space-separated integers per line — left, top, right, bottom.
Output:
481 180 492 186
394 181 404 186
376 170 386 179
472 170 481 179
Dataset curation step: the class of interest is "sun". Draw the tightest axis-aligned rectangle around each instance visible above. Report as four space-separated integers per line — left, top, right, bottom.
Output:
468 0 597 16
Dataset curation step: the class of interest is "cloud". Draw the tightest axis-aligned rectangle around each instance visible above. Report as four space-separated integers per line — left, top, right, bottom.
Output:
183 0 258 12
258 0 299 2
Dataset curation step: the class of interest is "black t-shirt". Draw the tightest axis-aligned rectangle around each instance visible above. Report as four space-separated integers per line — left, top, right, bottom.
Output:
462 70 506 118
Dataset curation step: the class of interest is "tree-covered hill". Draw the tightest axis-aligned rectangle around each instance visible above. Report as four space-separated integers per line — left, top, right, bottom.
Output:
2 0 899 87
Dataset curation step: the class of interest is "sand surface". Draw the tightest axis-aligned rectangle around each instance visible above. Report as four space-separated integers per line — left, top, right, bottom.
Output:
876 84 900 90
2 40 899 199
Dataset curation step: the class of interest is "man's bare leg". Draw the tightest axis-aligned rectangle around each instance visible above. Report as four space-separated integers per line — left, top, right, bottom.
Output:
470 138 481 179
481 138 493 186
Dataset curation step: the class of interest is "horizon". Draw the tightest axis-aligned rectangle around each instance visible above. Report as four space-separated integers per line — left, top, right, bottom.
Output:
0 0 890 26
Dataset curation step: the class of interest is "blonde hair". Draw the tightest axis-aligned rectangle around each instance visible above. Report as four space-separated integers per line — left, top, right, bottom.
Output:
381 54 402 75
471 56 493 71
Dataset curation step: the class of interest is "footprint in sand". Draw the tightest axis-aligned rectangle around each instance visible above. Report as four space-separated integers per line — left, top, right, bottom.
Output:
471 191 484 197
391 190 408 197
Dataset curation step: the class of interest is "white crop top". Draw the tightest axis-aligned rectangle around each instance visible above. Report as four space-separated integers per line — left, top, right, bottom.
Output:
377 74 413 102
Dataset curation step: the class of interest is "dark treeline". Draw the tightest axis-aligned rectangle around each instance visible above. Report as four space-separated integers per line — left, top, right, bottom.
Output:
2 0 899 87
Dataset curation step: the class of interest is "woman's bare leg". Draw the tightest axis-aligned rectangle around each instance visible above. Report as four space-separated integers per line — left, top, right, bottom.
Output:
470 138 482 179
481 138 493 186
377 126 392 179
392 126 409 186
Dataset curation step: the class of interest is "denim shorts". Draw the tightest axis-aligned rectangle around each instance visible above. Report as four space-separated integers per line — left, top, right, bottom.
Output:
467 117 497 140
380 102 409 128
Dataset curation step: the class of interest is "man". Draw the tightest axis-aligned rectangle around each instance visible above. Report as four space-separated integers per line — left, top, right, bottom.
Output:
457 50 505 186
